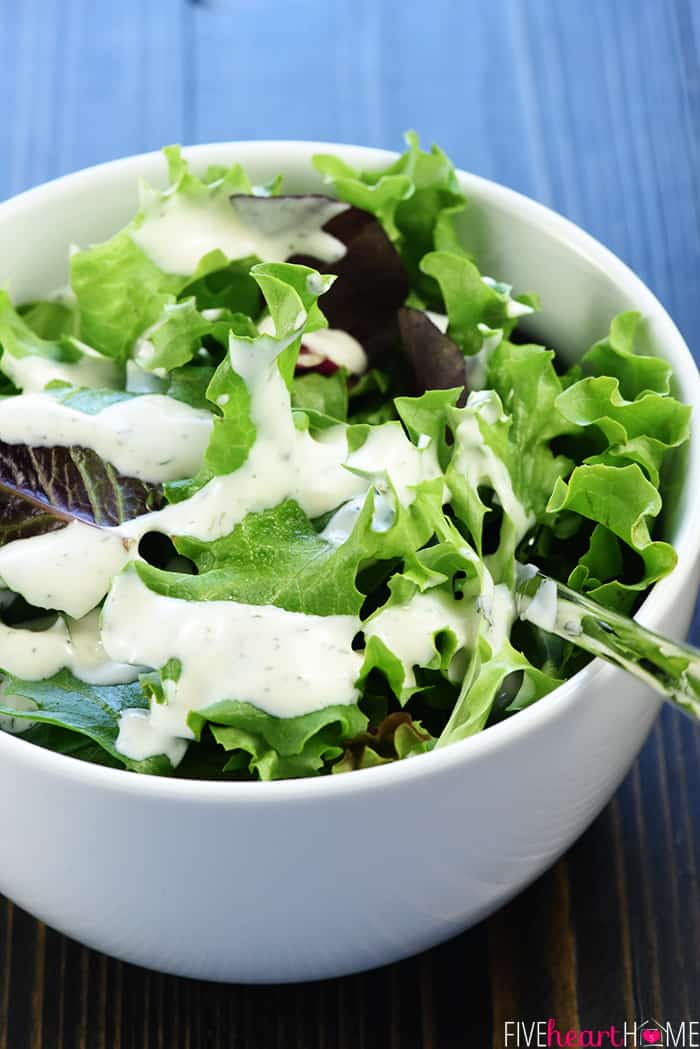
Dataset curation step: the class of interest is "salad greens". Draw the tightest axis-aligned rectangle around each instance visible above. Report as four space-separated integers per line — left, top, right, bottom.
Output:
0 133 689 780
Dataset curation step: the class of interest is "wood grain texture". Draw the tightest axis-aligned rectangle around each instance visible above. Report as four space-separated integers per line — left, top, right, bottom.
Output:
1 0 699 1043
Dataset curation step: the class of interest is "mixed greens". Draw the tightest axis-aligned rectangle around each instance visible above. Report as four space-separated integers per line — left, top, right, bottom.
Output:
0 133 690 780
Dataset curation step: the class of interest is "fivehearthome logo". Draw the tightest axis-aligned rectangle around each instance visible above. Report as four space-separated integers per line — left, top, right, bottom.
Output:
503 1017 699 1047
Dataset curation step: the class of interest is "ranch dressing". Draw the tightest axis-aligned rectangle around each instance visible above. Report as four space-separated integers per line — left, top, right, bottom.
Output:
0 343 121 394
299 329 367 374
481 276 535 320
364 590 477 689
0 392 212 482
102 568 363 765
0 686 36 734
131 193 349 276
259 315 368 375
120 331 438 543
0 331 438 618
0 522 129 619
476 561 517 655
0 608 137 685
450 391 533 543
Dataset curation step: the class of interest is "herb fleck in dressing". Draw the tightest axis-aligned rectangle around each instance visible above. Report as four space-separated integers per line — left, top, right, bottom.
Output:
0 523 129 619
131 193 349 275
0 311 447 758
103 568 363 764
364 590 477 689
0 608 137 685
0 342 120 393
0 393 212 482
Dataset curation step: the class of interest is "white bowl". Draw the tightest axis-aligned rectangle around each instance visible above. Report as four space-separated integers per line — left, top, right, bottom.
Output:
0 143 698 984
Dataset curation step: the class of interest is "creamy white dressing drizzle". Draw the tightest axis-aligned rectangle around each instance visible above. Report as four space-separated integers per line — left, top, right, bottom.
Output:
424 310 449 334
120 380 365 543
102 569 363 764
347 422 441 506
0 685 36 734
320 494 366 546
476 563 516 655
258 314 368 375
364 590 477 689
464 324 503 391
484 583 516 653
131 338 159 373
0 522 129 618
0 344 120 394
299 329 367 374
0 392 212 482
0 608 138 685
120 337 438 544
131 193 349 276
451 391 533 543
125 361 167 394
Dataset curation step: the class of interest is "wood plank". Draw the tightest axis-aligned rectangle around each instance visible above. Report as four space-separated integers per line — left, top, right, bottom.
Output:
488 859 581 1026
0 0 186 201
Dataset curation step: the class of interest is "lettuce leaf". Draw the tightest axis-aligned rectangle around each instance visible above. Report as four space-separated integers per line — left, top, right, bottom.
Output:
133 299 257 375
333 712 435 773
555 374 690 487
288 200 409 358
198 701 366 780
436 640 562 744
579 312 673 398
139 497 373 615
292 369 349 421
165 363 217 410
178 256 262 317
0 671 171 773
397 306 467 398
548 463 677 611
18 299 78 340
0 291 119 391
71 232 186 361
70 148 265 360
314 131 468 304
420 252 537 355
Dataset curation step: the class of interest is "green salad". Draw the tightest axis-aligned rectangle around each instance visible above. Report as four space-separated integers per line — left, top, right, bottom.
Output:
0 134 689 780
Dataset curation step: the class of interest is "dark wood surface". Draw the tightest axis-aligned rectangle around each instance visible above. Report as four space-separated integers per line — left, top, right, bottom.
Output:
1 0 699 1043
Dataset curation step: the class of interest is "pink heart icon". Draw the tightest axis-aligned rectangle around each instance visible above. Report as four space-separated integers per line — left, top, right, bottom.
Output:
642 1032 661 1045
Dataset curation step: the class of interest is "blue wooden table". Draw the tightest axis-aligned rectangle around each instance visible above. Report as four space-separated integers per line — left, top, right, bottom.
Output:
1 0 699 1042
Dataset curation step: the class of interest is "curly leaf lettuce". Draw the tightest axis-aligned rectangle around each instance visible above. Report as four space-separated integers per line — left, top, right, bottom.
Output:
198 702 367 780
314 131 468 303
420 252 538 356
0 291 119 392
0 671 171 773
165 261 334 503
70 148 268 360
